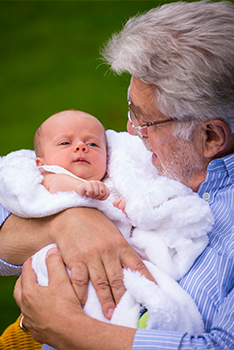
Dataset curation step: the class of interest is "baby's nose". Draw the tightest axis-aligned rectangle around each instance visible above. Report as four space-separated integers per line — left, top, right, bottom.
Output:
75 142 87 152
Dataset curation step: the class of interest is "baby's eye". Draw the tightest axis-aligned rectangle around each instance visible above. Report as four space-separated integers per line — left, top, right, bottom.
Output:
87 142 98 147
60 141 70 145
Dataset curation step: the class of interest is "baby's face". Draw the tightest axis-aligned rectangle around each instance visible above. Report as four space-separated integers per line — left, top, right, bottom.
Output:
37 111 107 181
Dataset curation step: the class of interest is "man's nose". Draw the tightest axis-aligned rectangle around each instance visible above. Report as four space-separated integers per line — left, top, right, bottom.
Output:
127 121 148 138
140 127 148 138
127 121 137 135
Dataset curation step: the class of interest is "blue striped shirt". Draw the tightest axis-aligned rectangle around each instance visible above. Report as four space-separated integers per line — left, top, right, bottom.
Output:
0 205 11 225
133 153 234 349
0 206 22 275
0 154 234 349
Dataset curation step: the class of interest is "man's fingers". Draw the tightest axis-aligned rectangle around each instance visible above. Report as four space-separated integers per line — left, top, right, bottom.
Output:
46 248 82 308
13 276 22 308
15 258 40 319
13 249 85 345
21 258 38 287
136 261 155 283
46 248 71 287
103 242 156 308
88 260 117 320
70 263 89 307
122 249 156 283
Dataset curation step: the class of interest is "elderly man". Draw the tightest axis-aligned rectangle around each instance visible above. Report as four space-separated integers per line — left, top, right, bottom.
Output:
1 1 234 349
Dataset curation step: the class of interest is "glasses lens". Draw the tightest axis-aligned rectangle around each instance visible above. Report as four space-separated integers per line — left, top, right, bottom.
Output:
128 110 143 138
129 110 139 127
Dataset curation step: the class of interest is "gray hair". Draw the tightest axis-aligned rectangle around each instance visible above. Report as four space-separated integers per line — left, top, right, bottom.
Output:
102 0 234 136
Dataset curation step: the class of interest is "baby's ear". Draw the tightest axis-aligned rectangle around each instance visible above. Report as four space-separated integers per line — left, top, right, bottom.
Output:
35 157 44 166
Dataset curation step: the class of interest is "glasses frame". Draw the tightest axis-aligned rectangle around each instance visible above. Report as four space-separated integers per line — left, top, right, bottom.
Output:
127 86 175 139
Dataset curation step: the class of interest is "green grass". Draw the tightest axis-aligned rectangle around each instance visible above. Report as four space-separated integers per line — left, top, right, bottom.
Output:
0 1 162 156
0 276 20 335
0 0 164 335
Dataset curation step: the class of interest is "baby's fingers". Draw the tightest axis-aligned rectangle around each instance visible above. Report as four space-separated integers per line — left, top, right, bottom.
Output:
97 184 110 200
86 182 109 200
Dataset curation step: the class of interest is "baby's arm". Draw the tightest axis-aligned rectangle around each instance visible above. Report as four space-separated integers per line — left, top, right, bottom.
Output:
42 172 110 200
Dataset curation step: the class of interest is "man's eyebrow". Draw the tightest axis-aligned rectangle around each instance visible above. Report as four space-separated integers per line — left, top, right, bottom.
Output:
129 99 142 114
129 89 153 119
130 100 152 119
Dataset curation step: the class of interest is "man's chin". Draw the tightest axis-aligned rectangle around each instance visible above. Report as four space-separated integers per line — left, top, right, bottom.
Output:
151 157 165 178
154 163 183 183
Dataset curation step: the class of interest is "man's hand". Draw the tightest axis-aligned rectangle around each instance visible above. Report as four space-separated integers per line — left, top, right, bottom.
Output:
14 249 84 346
14 250 136 350
49 207 155 320
1 207 154 320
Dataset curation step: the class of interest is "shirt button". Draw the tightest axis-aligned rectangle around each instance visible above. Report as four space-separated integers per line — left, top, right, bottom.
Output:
203 192 210 201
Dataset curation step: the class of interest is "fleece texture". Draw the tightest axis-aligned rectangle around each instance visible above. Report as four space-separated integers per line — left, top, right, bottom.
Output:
0 130 214 332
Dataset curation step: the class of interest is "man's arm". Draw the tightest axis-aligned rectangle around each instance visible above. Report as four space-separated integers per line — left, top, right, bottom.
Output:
0 214 53 265
133 285 234 349
0 207 154 319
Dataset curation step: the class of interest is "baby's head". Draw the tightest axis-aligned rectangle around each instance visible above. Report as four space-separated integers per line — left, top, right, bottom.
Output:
34 109 107 181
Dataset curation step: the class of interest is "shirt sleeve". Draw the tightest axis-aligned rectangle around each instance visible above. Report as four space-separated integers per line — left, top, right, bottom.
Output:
0 203 22 275
133 287 234 349
0 259 22 276
0 204 11 226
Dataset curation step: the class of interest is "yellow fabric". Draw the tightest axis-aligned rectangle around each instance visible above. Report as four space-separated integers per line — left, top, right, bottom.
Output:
0 316 41 350
138 311 149 328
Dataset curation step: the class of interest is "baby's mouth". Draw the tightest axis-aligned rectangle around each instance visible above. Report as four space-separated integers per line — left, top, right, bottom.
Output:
74 157 90 164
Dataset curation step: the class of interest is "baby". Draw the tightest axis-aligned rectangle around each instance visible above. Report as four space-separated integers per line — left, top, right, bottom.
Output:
35 108 108 197
34 108 125 209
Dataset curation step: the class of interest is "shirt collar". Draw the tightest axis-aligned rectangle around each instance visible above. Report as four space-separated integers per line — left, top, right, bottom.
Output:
197 153 234 201
206 153 234 180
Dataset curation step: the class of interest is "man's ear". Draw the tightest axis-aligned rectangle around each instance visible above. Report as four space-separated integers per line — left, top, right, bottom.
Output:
35 157 44 166
202 120 230 158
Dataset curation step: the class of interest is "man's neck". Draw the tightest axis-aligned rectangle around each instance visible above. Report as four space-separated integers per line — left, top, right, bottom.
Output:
216 133 234 159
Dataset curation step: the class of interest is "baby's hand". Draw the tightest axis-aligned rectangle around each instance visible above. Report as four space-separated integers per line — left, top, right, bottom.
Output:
113 197 127 214
77 181 110 200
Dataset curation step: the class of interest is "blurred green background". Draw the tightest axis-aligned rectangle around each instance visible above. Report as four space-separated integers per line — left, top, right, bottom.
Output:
0 0 165 335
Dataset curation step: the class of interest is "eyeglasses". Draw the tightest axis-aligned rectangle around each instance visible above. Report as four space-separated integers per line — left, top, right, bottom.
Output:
127 86 174 139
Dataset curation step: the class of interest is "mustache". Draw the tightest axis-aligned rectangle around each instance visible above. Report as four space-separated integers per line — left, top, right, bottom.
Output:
142 137 152 152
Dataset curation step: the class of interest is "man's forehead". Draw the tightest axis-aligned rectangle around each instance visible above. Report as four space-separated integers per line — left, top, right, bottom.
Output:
130 78 155 104
129 77 161 119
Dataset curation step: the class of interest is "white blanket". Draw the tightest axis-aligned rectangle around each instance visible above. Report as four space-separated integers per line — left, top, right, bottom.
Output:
0 130 214 332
